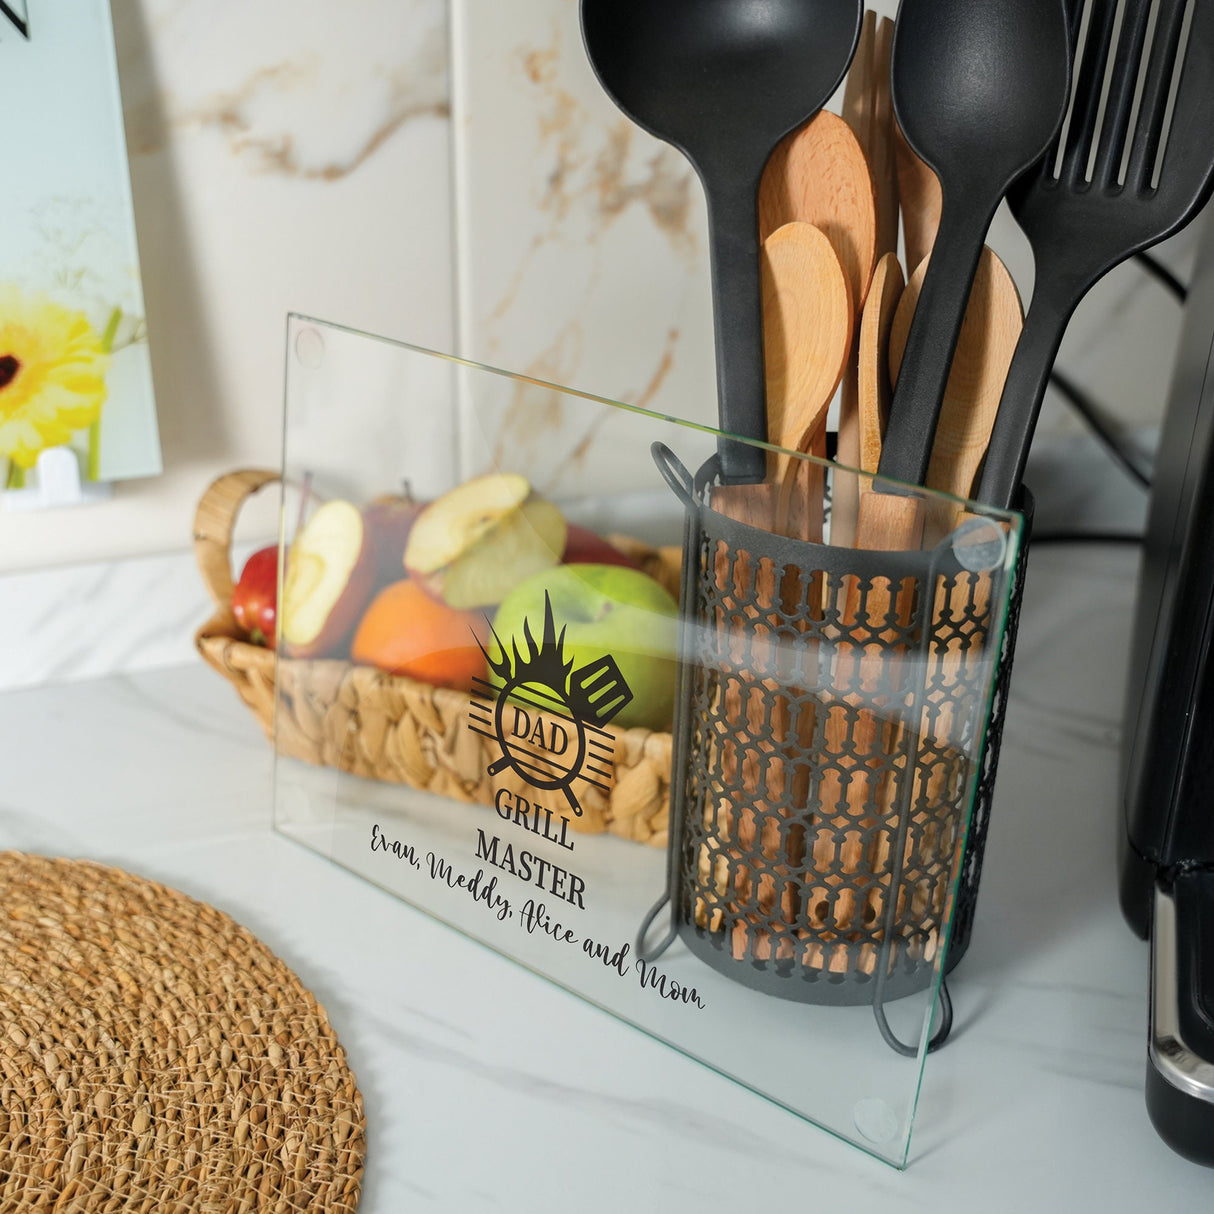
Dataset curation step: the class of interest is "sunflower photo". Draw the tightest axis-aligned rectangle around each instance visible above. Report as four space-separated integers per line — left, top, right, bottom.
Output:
0 1 160 492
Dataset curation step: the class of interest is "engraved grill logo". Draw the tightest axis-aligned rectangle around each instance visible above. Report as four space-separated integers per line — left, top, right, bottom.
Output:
468 592 631 814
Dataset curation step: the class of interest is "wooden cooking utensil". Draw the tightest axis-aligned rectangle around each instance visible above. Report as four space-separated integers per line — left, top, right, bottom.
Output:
835 15 898 546
889 248 1024 541
836 250 1022 890
706 222 852 940
843 12 899 262
762 222 854 511
759 110 878 312
857 252 905 487
894 123 942 274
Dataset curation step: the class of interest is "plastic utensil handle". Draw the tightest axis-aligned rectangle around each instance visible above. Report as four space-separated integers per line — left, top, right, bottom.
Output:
704 177 768 484
977 268 1090 511
877 196 993 487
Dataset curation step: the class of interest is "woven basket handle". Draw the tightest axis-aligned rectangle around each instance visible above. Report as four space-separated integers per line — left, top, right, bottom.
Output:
193 469 281 609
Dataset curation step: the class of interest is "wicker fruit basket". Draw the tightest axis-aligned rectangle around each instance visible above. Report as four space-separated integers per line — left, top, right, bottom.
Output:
193 469 684 847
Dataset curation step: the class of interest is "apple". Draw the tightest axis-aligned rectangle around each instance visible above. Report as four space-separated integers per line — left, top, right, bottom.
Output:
231 545 279 645
362 492 425 588
405 473 567 610
562 524 642 571
490 563 680 731
281 499 376 658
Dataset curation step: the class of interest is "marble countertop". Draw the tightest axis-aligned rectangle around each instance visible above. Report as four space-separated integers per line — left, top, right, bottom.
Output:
3 523 1211 1207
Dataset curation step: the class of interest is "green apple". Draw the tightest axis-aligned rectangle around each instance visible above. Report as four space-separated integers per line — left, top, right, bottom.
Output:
490 563 680 732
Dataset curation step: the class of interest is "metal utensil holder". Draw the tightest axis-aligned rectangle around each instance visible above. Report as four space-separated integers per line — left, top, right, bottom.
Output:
640 445 1028 1052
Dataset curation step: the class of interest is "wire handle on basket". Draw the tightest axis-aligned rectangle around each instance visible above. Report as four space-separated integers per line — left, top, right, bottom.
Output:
636 893 678 963
651 442 696 509
193 468 281 610
874 979 954 1056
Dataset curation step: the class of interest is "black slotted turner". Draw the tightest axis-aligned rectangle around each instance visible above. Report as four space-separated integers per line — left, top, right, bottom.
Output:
978 0 1214 510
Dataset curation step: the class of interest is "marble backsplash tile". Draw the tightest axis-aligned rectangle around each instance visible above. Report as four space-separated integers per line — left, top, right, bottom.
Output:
3 0 455 573
450 0 718 484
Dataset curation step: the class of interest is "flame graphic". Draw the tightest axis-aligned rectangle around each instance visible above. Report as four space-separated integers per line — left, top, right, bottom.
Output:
478 591 575 695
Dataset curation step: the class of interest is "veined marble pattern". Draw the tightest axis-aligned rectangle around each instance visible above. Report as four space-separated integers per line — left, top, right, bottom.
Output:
451 0 719 491
119 0 449 176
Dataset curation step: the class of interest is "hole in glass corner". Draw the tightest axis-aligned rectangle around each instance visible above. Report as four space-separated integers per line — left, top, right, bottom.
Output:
853 1098 899 1146
294 327 326 370
951 516 1008 573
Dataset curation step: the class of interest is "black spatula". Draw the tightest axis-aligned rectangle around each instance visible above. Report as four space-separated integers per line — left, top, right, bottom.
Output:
978 0 1214 511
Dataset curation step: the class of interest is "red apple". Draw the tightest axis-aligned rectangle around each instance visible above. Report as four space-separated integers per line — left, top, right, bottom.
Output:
281 499 376 658
562 524 642 571
232 545 280 645
362 493 425 588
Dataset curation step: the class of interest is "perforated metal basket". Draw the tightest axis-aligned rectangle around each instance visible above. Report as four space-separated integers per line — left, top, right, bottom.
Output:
639 446 1029 1050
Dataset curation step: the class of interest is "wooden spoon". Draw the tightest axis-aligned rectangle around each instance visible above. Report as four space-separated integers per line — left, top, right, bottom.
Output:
708 220 850 936
763 223 853 478
857 252 905 487
889 248 1024 542
761 224 854 539
759 111 878 312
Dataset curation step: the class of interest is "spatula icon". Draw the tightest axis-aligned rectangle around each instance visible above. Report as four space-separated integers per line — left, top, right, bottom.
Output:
566 654 634 728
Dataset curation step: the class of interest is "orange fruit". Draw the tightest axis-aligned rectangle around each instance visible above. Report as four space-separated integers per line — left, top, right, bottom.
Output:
351 579 487 691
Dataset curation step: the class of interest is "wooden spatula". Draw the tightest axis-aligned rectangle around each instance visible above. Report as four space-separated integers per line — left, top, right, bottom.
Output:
707 222 851 939
857 252 905 490
894 123 942 274
843 12 899 263
836 14 897 545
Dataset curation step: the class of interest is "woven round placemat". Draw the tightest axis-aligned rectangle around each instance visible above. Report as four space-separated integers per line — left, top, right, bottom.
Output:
0 853 365 1212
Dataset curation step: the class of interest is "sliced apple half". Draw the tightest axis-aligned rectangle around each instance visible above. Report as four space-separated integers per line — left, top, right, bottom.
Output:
281 499 375 658
405 473 567 609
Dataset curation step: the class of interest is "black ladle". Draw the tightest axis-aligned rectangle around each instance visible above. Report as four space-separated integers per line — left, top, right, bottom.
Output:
580 0 863 484
877 0 1072 489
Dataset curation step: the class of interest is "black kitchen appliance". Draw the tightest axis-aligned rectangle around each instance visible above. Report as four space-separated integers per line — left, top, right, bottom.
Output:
1121 211 1214 1166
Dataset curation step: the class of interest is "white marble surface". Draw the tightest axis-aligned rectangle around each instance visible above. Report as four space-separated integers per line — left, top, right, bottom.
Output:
1 529 1211 1206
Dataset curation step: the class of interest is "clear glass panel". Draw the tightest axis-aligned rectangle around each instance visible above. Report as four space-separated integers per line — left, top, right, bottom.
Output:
273 314 1023 1168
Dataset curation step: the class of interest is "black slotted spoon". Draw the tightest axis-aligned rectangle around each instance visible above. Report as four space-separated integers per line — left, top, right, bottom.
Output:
978 0 1214 510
